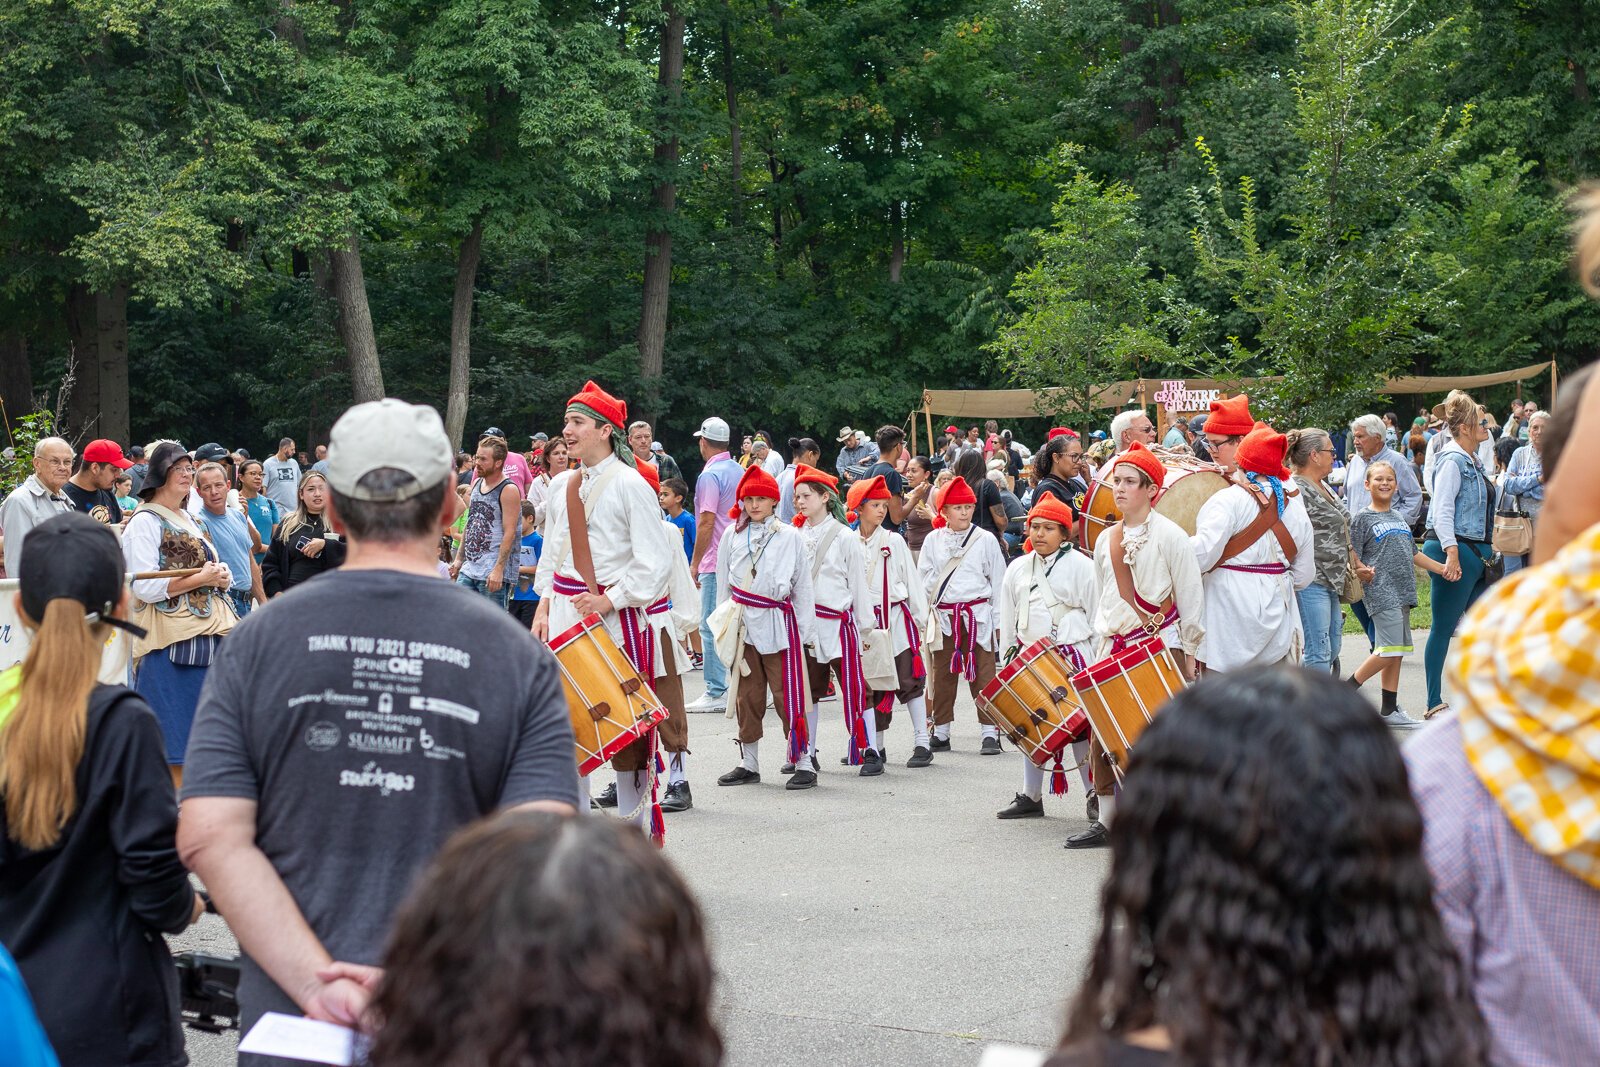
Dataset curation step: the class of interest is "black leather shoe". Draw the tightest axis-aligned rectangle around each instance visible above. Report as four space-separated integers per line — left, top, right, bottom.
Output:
905 746 934 768
717 767 761 786
1065 822 1109 849
659 781 693 812
930 736 952 751
595 783 618 808
980 736 1002 755
1086 794 1099 823
786 770 819 790
859 749 884 776
997 793 1044 819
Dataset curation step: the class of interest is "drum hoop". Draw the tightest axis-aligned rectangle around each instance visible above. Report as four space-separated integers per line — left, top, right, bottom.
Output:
549 612 605 653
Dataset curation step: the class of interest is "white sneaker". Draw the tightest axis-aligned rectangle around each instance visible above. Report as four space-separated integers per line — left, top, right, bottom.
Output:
684 693 725 713
1382 708 1425 729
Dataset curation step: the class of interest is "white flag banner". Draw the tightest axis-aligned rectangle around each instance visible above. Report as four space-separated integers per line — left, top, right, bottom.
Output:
0 578 133 684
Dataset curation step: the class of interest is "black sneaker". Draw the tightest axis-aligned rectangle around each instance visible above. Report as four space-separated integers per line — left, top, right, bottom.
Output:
1065 822 1109 849
930 736 952 751
859 749 884 777
659 781 693 812
595 783 618 808
979 736 1002 755
1086 794 1099 823
717 767 761 786
997 793 1044 819
785 770 819 790
906 746 934 768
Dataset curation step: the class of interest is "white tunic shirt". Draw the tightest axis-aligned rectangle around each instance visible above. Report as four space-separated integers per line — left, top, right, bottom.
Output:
1189 481 1315 671
1091 511 1206 658
715 518 817 655
917 524 1007 650
799 517 875 663
997 548 1098 660
534 456 674 648
861 525 926 656
653 517 701 676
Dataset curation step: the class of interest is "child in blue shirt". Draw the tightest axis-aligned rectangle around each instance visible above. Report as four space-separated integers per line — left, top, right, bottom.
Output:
661 477 695 562
509 500 543 628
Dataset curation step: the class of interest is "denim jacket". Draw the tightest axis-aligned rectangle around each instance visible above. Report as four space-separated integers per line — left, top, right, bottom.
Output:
1427 446 1490 545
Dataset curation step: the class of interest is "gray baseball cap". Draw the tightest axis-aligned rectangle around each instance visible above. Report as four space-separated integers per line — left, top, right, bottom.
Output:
327 399 454 501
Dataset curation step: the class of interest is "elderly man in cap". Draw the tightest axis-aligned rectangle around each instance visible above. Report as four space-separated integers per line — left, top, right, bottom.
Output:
834 426 879 485
1 437 75 572
179 399 578 1057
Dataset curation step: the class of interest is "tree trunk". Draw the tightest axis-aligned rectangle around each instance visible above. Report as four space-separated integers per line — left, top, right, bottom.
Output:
327 235 384 402
1121 3 1157 145
446 220 484 450
722 17 743 229
889 119 905 283
1156 1 1186 149
96 284 130 446
64 285 102 442
637 5 686 392
0 330 33 443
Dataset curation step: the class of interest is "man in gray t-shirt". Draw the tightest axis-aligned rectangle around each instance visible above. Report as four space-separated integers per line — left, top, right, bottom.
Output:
261 436 303 511
179 402 577 1060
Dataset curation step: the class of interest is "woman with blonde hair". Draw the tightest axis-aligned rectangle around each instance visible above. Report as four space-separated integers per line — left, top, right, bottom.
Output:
0 513 202 1066
262 470 347 597
1419 391 1494 718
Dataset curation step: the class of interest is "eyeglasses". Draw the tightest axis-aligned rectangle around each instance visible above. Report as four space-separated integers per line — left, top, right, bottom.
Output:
1479 419 1490 429
42 458 74 468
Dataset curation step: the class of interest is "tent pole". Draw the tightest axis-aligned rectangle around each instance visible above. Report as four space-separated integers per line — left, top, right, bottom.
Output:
1551 359 1558 408
924 403 934 460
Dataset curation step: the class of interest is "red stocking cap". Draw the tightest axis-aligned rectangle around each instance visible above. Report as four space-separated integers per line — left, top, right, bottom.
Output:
637 461 661 495
1205 393 1254 437
1236 422 1291 479
793 463 839 493
736 464 781 503
933 476 977 512
846 475 890 512
1047 427 1079 441
1112 442 1166 489
1027 496 1076 531
566 379 628 430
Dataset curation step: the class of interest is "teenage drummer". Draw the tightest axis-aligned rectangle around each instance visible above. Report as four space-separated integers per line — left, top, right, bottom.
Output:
533 380 677 833
918 476 1007 754
1069 443 1205 850
994 497 1099 822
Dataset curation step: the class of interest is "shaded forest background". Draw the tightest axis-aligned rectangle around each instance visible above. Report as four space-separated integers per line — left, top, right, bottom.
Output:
2 0 1597 461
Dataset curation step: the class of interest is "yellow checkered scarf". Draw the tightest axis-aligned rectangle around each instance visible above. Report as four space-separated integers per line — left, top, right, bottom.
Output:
1453 521 1600 889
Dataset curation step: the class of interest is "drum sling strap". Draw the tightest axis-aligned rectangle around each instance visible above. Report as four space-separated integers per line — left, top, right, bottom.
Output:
1107 525 1175 646
1211 483 1298 573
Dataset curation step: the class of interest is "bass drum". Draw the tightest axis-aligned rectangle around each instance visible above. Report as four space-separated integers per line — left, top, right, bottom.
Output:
1078 449 1231 553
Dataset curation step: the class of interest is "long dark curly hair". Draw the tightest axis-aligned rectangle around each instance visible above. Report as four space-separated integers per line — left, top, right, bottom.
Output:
1060 667 1487 1067
367 812 723 1067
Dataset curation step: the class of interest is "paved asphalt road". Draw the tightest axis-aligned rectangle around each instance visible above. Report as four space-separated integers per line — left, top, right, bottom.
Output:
176 631 1432 1067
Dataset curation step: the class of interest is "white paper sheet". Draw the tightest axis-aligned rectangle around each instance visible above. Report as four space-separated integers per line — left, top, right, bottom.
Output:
237 1012 366 1065
977 1044 1049 1067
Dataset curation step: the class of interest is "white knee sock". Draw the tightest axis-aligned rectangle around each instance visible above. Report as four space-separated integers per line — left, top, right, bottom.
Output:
806 703 820 761
981 722 999 740
668 752 687 786
578 774 592 815
933 721 951 741
862 711 879 753
1071 739 1091 791
908 695 932 748
741 740 759 772
1021 760 1044 801
1098 793 1116 828
615 771 648 830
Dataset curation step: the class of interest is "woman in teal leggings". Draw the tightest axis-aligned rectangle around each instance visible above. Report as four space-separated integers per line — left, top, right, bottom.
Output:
1421 394 1494 716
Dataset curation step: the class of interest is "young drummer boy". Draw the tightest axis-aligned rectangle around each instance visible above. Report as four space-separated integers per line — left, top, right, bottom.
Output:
852 475 934 768
1347 459 1445 728
714 465 818 788
1069 443 1205 850
993 497 1099 821
917 476 1007 754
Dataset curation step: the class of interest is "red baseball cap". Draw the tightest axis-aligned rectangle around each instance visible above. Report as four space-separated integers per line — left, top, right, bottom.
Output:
82 439 133 469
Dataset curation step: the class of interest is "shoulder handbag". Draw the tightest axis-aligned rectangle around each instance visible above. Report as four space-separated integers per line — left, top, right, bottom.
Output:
1492 475 1534 558
1340 565 1365 605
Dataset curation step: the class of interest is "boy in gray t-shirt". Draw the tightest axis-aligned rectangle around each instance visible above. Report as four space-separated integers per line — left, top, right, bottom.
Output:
1345 459 1445 726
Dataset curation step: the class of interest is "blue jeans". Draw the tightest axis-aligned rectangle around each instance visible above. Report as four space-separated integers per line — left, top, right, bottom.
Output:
1349 597 1376 652
698 571 726 698
457 575 509 609
1296 581 1343 673
1502 552 1528 575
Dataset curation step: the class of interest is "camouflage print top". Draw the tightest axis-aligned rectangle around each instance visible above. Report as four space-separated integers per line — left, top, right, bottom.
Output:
1292 473 1351 591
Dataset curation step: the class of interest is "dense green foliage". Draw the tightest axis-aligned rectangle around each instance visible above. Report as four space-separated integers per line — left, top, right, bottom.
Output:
1 0 1594 460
